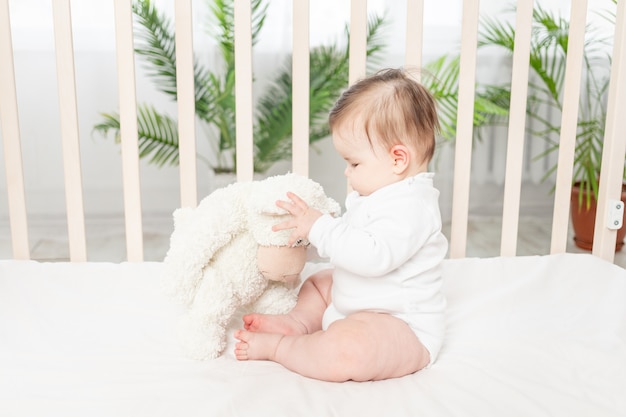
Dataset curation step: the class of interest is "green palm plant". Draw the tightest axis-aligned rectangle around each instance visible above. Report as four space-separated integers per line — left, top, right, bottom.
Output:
422 54 509 144
94 0 387 174
476 2 620 207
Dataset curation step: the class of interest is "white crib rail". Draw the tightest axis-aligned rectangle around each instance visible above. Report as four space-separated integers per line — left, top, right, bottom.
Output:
550 0 588 255
234 0 254 184
594 0 626 261
113 0 144 262
449 0 479 258
52 0 87 262
175 0 199 209
0 0 28 260
499 0 533 257
1 0 625 264
292 0 311 176
404 0 424 73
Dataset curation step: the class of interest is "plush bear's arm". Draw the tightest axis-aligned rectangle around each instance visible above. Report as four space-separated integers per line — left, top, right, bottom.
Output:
248 281 298 315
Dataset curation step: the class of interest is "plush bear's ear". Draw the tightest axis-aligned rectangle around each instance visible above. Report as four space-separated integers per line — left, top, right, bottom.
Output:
245 173 341 246
249 211 292 247
246 174 294 216
162 182 250 305
172 207 194 230
247 172 340 215
245 174 302 246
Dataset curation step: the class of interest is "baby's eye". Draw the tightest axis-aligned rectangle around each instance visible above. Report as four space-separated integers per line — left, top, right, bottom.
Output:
350 163 359 168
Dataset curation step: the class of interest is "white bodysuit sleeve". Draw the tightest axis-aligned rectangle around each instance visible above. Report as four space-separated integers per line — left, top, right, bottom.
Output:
308 201 436 277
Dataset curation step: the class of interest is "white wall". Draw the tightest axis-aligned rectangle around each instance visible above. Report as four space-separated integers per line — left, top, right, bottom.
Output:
0 0 617 224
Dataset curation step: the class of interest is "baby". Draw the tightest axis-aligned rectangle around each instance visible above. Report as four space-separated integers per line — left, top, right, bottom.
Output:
234 68 448 382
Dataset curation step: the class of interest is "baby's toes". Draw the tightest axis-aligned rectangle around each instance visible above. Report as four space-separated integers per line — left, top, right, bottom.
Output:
234 342 249 360
242 314 259 331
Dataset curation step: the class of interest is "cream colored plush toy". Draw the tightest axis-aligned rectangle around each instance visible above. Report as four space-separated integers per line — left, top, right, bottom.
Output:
162 173 341 360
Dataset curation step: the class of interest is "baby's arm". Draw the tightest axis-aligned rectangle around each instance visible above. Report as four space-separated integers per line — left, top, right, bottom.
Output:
272 192 322 245
309 198 437 277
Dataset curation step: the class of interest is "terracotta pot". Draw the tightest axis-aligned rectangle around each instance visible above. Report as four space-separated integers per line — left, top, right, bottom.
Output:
570 183 626 251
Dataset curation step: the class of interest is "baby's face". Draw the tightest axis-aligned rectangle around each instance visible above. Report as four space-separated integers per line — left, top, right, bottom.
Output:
256 245 307 283
332 129 398 196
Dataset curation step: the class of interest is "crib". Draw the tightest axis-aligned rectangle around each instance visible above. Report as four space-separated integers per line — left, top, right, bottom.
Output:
1 0 625 416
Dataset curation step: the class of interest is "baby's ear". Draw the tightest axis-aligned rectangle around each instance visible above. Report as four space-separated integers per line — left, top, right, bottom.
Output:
390 144 410 173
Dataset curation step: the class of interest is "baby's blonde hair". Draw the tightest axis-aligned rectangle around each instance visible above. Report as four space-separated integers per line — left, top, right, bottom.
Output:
328 68 439 164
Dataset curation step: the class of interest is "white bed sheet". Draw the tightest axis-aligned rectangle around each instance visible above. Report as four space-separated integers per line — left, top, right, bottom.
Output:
1 253 625 417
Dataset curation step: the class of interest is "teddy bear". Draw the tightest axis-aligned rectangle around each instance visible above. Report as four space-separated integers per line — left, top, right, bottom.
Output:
161 173 341 360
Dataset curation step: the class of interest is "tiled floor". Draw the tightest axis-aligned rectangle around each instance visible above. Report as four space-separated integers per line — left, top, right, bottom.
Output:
443 216 626 268
1 213 625 268
0 214 174 263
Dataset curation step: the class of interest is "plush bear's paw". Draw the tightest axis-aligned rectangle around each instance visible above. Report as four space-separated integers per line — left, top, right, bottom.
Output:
179 319 226 360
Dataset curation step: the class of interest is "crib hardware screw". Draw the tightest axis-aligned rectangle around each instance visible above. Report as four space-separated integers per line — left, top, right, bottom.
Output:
607 200 624 230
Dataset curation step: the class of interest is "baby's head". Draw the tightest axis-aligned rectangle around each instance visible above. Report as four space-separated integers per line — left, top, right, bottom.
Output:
329 68 439 195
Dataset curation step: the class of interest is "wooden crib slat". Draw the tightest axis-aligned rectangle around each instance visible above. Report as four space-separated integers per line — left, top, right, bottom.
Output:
234 0 254 182
500 0 533 257
114 0 144 262
550 0 588 254
348 0 367 85
404 0 424 76
0 0 29 260
175 0 198 208
344 0 368 194
593 0 626 263
292 0 310 176
52 0 87 262
449 0 480 259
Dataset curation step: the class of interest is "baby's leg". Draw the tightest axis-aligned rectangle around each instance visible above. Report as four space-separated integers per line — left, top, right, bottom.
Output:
235 312 430 382
243 269 332 335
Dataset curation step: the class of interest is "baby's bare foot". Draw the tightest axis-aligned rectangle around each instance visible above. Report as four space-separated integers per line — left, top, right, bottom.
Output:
234 330 283 361
243 313 308 335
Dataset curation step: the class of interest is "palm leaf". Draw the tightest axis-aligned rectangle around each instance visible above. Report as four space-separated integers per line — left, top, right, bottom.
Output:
136 104 180 166
94 104 181 167
423 54 509 142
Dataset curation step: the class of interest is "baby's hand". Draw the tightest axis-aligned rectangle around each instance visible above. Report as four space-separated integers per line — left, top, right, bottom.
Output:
273 192 322 246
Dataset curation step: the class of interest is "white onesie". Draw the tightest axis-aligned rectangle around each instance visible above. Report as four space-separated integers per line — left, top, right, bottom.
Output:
308 173 448 364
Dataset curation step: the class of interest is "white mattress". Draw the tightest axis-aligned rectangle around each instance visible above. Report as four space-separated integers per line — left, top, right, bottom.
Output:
1 253 625 417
